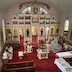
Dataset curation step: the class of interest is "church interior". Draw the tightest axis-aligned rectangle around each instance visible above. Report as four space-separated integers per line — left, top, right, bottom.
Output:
0 0 72 72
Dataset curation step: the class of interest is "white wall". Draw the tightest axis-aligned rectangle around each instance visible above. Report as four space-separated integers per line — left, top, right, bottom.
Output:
0 9 3 72
0 9 3 52
59 12 72 40
4 1 61 22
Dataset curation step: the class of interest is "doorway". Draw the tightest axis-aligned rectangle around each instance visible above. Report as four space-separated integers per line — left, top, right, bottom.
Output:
32 26 38 44
19 27 24 45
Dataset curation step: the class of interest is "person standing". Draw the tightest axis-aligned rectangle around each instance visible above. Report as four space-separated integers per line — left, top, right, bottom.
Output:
5 44 13 59
40 28 43 36
26 28 29 36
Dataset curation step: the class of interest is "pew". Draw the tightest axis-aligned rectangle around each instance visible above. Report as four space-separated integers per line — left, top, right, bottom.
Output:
6 60 35 72
6 66 35 72
64 58 72 66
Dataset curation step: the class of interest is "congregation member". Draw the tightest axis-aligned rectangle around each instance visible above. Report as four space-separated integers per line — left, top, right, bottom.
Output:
24 41 28 52
26 43 33 53
4 44 13 59
2 50 8 59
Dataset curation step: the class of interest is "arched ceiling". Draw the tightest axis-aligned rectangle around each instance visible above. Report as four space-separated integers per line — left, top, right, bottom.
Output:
0 0 72 12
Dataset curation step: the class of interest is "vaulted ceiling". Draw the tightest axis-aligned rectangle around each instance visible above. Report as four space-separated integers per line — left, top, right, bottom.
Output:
0 0 72 12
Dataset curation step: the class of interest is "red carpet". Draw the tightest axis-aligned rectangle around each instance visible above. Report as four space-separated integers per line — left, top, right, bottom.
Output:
2 48 61 72
20 36 24 45
32 35 38 48
2 37 61 72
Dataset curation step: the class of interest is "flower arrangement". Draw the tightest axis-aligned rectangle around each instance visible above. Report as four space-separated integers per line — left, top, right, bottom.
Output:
39 44 47 51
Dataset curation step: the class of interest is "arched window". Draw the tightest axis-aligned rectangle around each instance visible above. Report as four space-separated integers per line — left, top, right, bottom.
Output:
64 20 69 31
2 19 6 43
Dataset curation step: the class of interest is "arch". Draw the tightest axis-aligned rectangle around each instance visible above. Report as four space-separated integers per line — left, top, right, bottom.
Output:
40 7 47 14
22 7 31 14
21 6 48 14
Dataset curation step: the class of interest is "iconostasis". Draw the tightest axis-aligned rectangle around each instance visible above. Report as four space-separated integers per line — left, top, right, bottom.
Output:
5 6 59 44
25 26 32 43
32 25 38 36
5 25 58 43
19 27 24 37
39 26 45 42
12 26 20 42
45 27 49 40
5 26 12 42
39 26 44 36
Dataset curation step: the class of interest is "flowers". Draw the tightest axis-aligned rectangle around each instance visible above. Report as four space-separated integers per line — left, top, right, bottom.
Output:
39 44 47 51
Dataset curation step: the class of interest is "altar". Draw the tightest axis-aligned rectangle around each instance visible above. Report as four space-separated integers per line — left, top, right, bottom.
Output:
37 44 50 59
37 49 49 60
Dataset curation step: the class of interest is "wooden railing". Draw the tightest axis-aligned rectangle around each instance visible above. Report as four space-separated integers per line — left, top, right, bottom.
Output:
59 36 72 45
64 58 72 66
6 60 35 72
58 36 72 51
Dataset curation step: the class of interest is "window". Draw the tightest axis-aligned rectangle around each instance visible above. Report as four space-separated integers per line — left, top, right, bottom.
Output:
2 19 6 43
64 20 69 31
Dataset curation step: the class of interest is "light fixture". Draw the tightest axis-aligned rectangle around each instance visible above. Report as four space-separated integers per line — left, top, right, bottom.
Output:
47 27 49 30
19 0 50 10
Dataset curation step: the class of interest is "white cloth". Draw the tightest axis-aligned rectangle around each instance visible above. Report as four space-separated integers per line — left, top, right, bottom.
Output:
27 45 32 53
6 46 13 54
37 49 48 54
54 58 72 72
56 51 72 58
3 51 8 59
18 51 23 56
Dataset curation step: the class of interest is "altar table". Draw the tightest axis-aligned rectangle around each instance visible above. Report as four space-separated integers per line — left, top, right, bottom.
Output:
56 51 72 58
37 49 49 60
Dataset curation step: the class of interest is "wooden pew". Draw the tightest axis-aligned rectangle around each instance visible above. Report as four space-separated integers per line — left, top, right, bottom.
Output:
6 66 35 72
6 60 35 72
64 58 72 66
